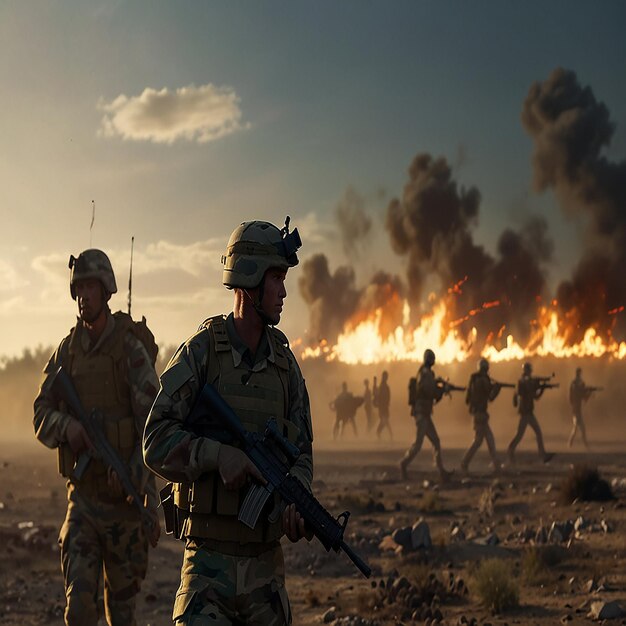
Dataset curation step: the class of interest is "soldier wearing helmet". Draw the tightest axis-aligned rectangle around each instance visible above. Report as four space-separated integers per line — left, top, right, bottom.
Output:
460 358 503 475
568 366 602 450
143 218 313 625
33 249 161 625
507 361 554 465
399 349 453 482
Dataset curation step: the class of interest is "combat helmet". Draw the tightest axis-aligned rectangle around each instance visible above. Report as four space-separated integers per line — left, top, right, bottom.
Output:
222 217 301 289
522 362 533 375
69 249 117 300
423 349 435 367
478 358 489 373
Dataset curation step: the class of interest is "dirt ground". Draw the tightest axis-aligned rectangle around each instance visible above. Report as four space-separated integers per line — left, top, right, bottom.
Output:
2 437 626 626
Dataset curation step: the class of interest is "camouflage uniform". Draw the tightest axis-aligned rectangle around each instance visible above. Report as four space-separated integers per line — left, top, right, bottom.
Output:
568 374 590 449
460 370 500 472
400 364 448 478
34 311 159 626
507 373 548 463
143 313 313 625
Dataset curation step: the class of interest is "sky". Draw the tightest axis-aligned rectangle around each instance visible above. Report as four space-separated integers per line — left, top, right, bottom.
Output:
1 0 625 358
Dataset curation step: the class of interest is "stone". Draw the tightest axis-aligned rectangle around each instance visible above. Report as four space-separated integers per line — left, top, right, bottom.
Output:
323 607 337 623
587 600 626 620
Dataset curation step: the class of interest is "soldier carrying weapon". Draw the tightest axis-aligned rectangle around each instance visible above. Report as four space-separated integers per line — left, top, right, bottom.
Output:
330 382 364 439
507 362 556 465
399 349 463 482
460 358 514 475
568 367 602 450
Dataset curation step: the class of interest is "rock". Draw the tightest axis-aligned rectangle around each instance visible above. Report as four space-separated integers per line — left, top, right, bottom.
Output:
584 578 597 593
587 600 626 619
450 526 466 542
534 525 548 544
560 615 572 623
411 518 432 549
322 606 337 623
549 520 574 543
545 483 554 493
601 519 613 533
574 516 589 531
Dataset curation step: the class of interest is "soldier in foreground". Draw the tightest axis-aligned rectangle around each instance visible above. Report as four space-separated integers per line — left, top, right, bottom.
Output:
376 370 393 440
568 367 602 449
143 219 313 625
399 349 455 482
330 381 363 439
460 358 511 475
507 362 556 465
33 249 160 626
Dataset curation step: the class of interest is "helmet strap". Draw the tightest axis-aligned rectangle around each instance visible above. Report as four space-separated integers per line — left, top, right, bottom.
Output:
244 276 274 326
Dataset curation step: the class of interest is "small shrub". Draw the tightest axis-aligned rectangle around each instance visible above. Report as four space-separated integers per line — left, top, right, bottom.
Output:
472 558 519 614
560 464 614 504
521 545 564 585
420 491 441 512
478 487 496 517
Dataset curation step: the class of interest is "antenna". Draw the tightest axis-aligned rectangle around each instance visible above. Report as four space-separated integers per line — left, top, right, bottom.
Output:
128 236 134 316
89 200 95 247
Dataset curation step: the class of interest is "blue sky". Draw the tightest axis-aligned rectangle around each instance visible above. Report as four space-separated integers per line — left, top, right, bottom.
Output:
1 0 625 356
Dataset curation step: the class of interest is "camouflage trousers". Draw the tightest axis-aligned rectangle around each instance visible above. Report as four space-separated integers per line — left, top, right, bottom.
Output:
58 485 149 626
400 414 444 473
173 539 291 625
461 412 499 470
507 412 546 461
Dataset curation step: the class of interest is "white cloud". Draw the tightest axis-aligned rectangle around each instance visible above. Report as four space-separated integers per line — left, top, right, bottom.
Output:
98 83 249 144
0 259 23 292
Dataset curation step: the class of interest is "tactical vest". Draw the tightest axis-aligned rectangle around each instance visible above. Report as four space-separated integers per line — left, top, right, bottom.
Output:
468 372 491 413
414 366 436 417
174 316 300 546
517 376 536 414
57 316 137 493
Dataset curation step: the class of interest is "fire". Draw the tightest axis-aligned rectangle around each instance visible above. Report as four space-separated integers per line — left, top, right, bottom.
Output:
300 299 626 365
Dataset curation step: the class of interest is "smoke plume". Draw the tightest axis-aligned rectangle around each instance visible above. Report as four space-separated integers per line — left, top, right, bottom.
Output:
522 67 626 340
334 186 372 258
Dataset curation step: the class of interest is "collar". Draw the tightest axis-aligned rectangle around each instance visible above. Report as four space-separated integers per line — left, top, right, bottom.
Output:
79 309 115 353
225 312 274 370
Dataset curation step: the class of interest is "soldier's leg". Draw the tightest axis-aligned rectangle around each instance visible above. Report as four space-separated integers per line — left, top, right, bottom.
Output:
424 418 449 477
526 413 547 457
173 540 238 625
349 416 358 438
102 506 149 626
568 415 578 448
332 417 340 440
239 546 290 625
483 423 499 468
59 498 102 626
507 417 528 463
386 417 393 440
400 419 426 475
461 421 484 471
576 411 590 449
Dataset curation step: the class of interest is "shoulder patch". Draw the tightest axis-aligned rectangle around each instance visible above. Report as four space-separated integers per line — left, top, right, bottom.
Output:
160 359 194 397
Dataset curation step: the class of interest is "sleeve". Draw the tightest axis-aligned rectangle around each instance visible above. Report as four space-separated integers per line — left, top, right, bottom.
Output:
123 332 160 502
142 330 222 484
285 349 314 492
33 337 73 448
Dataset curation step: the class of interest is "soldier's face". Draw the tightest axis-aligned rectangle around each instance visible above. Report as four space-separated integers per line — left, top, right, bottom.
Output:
261 268 287 324
75 278 105 323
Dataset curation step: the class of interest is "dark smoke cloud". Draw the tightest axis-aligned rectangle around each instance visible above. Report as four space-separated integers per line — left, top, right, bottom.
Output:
334 186 372 258
522 67 626 340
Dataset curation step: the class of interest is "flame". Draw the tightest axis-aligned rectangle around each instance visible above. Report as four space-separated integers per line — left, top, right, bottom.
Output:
300 299 626 364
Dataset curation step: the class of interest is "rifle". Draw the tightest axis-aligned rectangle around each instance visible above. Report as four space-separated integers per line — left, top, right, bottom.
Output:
538 382 559 391
491 380 515 389
127 236 134 316
435 377 466 397
533 372 556 383
186 383 372 578
586 386 604 393
51 366 155 536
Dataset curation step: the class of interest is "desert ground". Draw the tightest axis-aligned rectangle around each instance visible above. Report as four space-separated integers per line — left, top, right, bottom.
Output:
2 434 626 626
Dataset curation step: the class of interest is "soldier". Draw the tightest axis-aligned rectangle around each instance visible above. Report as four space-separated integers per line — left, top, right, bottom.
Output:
399 349 452 482
33 249 161 626
460 358 502 474
507 362 554 465
363 378 374 432
330 382 362 439
568 367 599 449
143 219 313 625
376 370 393 440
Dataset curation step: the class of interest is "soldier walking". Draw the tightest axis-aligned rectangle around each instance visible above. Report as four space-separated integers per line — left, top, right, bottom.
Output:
143 219 313 625
330 382 363 439
507 362 555 465
460 358 504 474
376 370 393 440
33 249 160 626
568 367 601 449
400 349 452 482
363 378 374 432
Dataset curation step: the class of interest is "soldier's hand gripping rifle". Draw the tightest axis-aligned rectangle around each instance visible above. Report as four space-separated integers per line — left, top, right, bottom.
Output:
51 366 155 536
186 382 372 578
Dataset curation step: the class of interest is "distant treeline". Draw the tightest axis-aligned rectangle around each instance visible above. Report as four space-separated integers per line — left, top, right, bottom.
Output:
1 344 177 440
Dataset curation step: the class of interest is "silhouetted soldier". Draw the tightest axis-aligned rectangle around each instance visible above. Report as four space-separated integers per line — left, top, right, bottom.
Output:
461 358 504 474
400 350 452 482
568 367 601 449
376 370 393 440
363 379 374 432
508 362 555 465
330 382 363 439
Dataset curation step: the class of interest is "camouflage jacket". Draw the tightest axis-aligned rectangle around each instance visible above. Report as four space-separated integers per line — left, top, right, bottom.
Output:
143 314 314 490
33 310 160 508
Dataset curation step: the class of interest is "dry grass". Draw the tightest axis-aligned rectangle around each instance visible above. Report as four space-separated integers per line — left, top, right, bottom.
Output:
472 558 519 614
521 545 564 586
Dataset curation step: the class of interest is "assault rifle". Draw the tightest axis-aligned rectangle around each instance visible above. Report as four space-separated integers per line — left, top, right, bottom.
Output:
586 386 604 393
435 377 466 397
491 379 515 389
185 382 372 578
51 366 155 536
